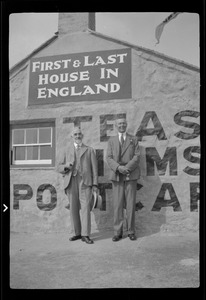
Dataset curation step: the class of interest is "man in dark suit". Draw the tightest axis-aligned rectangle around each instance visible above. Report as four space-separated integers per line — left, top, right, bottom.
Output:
56 126 98 244
106 117 140 242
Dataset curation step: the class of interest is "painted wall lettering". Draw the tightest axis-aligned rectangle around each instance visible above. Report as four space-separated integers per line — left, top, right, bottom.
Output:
12 110 200 213
146 147 177 176
29 49 131 105
152 183 182 212
190 182 199 212
63 115 92 126
36 184 57 211
136 111 167 141
183 146 200 175
174 110 200 140
13 184 33 209
12 181 145 211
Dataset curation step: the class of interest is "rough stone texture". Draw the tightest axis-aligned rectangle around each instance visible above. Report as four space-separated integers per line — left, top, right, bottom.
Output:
10 31 200 234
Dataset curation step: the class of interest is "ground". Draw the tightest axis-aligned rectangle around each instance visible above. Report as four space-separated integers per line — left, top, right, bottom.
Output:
9 230 199 289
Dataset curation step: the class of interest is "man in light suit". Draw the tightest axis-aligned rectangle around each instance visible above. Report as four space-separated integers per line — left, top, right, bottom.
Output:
106 117 140 242
56 126 98 244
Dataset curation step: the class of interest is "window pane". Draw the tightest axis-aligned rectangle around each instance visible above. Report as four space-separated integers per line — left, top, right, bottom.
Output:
26 129 37 144
40 145 52 159
27 146 38 160
14 146 25 160
13 130 24 144
39 128 51 143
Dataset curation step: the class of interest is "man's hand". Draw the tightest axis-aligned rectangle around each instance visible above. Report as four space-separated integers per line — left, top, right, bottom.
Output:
92 185 98 193
118 166 129 175
64 164 73 173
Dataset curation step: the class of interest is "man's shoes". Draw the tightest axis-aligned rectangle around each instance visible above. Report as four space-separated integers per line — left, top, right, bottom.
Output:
112 235 122 242
69 235 82 241
81 236 94 244
128 234 136 241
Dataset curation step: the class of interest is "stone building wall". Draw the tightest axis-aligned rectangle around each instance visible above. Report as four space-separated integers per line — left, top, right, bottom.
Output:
10 28 200 234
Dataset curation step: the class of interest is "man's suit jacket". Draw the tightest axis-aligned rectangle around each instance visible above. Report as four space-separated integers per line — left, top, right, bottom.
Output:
56 143 98 191
106 133 140 181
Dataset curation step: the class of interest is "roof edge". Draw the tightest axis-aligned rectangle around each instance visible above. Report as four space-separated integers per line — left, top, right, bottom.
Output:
9 34 58 75
10 29 200 76
88 29 200 73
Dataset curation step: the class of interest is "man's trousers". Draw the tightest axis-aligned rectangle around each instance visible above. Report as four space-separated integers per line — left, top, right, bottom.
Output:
66 173 92 236
112 177 137 236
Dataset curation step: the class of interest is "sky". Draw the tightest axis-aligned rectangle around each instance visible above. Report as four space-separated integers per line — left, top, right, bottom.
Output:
9 12 199 69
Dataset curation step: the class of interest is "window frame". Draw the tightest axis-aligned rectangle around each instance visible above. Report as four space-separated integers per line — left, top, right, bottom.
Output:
10 119 56 168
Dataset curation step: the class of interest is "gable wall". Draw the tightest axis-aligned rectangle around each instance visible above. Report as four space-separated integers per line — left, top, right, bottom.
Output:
10 32 200 234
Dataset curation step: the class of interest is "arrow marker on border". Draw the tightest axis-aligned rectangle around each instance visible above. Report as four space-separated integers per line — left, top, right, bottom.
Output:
3 204 8 212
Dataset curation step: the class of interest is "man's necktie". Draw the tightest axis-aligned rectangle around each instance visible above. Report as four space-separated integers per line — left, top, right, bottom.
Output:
74 145 81 175
120 134 124 146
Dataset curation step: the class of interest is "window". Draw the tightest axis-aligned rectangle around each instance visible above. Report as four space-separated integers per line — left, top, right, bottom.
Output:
10 120 55 167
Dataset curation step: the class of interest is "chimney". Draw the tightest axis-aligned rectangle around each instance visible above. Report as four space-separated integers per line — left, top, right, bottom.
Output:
58 12 95 36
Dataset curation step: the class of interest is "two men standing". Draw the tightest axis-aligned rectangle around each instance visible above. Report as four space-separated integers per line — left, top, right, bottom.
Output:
57 117 140 243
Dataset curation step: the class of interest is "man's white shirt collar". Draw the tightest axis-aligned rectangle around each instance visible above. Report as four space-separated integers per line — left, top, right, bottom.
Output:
74 142 82 149
118 132 126 141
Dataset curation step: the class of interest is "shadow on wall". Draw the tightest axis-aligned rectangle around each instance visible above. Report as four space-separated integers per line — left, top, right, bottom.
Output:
135 144 166 238
92 145 166 241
